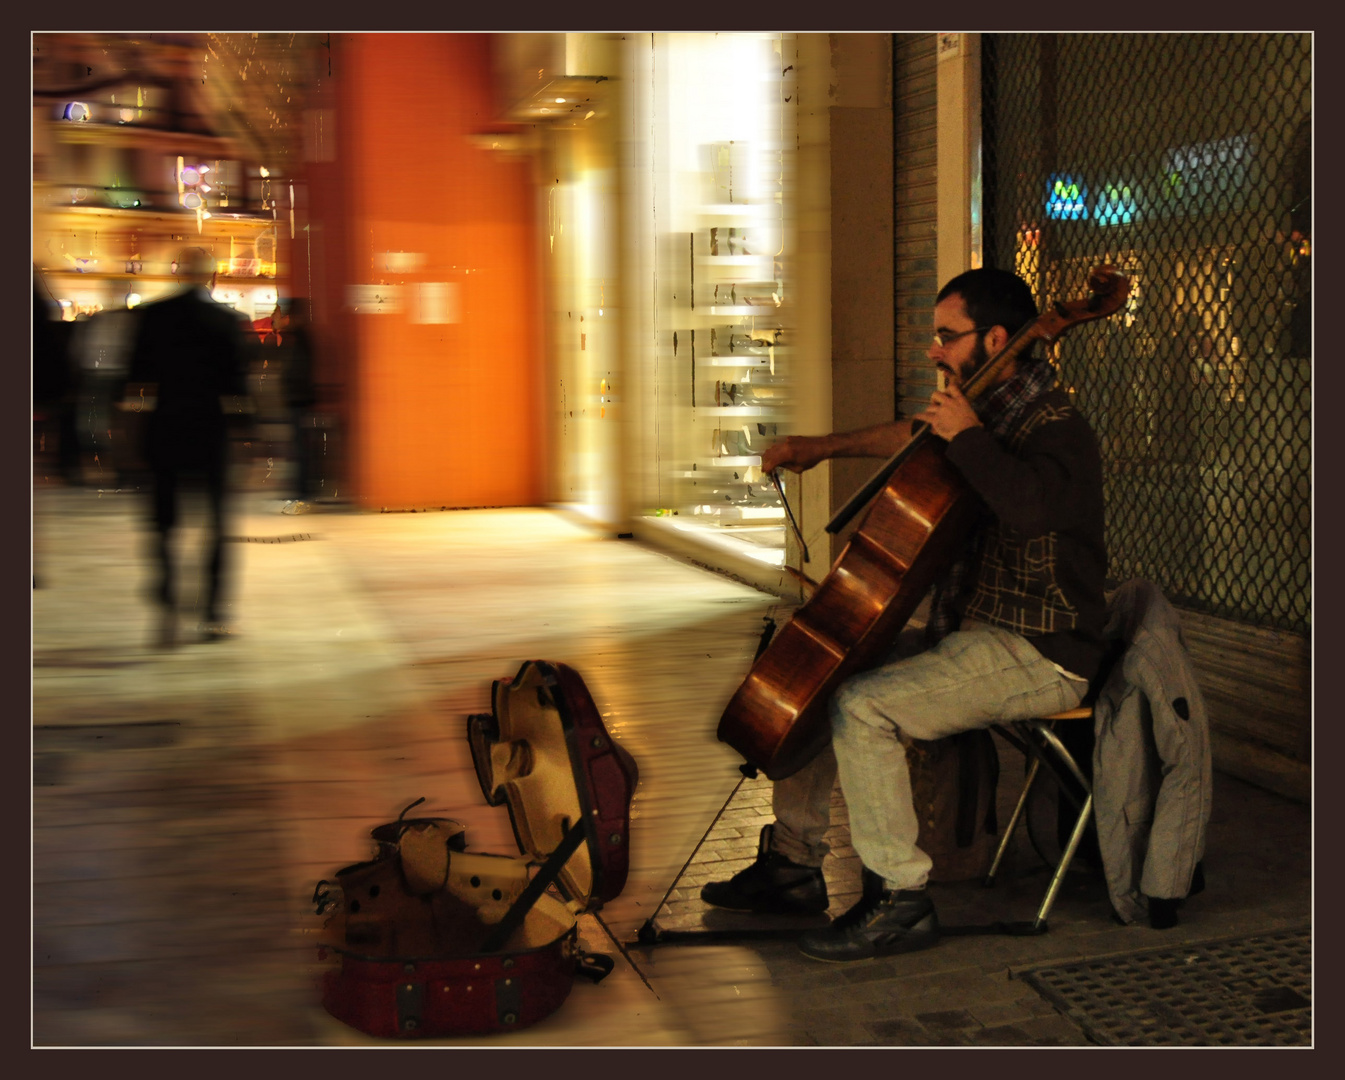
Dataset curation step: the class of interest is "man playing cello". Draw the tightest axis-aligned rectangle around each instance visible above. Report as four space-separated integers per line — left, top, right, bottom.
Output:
701 267 1109 962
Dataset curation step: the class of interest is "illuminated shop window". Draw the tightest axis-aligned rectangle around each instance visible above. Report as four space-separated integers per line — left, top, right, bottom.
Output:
1093 181 1137 226
639 32 793 566
178 161 212 211
1014 222 1041 285
1046 173 1087 220
1162 134 1253 215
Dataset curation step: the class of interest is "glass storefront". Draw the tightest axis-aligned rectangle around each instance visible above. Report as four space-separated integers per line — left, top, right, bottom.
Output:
628 33 797 573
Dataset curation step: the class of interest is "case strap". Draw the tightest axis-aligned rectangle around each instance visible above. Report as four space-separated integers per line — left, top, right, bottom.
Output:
479 818 588 953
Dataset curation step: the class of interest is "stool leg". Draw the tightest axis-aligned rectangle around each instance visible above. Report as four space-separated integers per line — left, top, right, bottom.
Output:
1033 793 1094 931
1034 722 1092 793
985 755 1041 886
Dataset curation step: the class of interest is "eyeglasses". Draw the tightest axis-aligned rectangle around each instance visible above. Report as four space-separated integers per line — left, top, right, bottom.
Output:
932 326 992 348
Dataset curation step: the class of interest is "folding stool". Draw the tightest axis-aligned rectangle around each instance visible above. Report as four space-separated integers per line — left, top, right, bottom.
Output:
984 705 1096 932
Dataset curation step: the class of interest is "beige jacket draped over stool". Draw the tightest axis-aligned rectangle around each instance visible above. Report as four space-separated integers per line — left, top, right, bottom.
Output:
1092 579 1213 924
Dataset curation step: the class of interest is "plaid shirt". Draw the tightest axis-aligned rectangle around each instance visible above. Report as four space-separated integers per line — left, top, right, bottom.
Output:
924 358 1059 645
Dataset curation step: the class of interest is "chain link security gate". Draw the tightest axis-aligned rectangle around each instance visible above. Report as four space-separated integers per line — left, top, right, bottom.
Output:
981 33 1311 633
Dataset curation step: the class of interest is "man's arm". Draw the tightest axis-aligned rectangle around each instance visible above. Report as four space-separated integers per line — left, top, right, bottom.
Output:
945 417 1100 536
912 377 1095 536
762 419 917 474
116 307 155 411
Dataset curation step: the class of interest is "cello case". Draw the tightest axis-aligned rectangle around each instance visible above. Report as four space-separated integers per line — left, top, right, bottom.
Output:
316 660 639 1038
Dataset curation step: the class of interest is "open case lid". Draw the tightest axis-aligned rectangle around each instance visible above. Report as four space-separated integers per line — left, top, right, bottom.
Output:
467 660 639 910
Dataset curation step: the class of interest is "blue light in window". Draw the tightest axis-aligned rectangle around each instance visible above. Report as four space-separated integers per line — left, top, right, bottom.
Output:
1093 181 1136 226
1046 174 1087 220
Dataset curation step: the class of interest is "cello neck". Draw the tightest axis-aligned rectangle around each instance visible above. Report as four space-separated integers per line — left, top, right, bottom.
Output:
826 323 1045 535
824 266 1130 538
825 421 931 535
958 321 1046 404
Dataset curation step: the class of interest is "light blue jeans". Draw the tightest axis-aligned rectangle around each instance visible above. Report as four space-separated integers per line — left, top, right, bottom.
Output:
769 622 1087 890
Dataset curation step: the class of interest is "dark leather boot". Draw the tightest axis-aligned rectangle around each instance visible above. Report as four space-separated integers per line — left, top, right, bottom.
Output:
797 867 938 961
700 824 828 915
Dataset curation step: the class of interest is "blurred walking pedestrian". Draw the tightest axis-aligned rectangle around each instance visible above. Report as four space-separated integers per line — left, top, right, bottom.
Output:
69 302 138 487
33 269 74 588
259 296 319 514
121 247 251 647
33 269 78 485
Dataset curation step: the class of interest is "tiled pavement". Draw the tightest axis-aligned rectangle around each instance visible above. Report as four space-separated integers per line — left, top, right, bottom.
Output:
631 753 1313 1046
31 480 1313 1047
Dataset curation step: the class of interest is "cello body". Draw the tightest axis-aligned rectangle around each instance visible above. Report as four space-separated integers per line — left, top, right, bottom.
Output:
717 265 1131 780
718 438 979 779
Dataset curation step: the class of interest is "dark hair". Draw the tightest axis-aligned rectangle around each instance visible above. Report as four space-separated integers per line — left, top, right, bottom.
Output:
937 268 1038 338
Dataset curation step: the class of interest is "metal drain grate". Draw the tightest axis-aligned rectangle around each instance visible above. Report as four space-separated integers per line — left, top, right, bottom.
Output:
1020 928 1311 1046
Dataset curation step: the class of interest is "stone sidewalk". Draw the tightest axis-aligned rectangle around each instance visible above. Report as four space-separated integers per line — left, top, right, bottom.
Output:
628 751 1312 1046
31 483 1313 1047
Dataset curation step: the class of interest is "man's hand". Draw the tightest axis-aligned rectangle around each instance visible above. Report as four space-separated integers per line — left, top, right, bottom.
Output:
762 422 917 474
762 434 831 475
916 381 981 441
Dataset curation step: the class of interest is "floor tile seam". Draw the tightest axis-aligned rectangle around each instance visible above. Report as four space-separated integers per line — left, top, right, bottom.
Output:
33 841 286 862
815 988 1018 1018
36 945 308 969
32 803 291 822
826 975 1037 1006
32 769 294 785
32 859 306 884
33 785 294 801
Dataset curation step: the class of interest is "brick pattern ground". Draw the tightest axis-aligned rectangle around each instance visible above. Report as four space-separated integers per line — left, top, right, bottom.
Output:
633 740 1312 1047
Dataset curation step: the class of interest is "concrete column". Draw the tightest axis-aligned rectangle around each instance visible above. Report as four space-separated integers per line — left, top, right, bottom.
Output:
935 32 982 283
826 34 894 567
790 34 834 573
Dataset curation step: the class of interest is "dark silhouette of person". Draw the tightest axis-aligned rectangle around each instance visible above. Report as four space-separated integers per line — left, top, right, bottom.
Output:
33 269 79 484
264 297 318 512
123 247 249 646
34 268 74 588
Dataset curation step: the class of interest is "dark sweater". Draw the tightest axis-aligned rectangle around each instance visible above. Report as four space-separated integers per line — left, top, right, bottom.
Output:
125 285 248 468
944 388 1109 685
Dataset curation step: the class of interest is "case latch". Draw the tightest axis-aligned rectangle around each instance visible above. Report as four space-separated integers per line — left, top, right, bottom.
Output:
396 978 425 1033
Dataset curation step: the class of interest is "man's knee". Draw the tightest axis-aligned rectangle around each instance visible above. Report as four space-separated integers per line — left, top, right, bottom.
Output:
831 677 893 739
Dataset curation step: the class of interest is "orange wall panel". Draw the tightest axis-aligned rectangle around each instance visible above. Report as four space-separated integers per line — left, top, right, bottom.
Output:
340 34 543 509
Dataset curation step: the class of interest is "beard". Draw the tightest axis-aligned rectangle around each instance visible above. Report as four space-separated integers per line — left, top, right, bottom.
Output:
961 338 991 383
939 337 990 390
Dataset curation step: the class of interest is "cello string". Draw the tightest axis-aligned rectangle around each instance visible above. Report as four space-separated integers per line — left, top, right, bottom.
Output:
770 469 821 565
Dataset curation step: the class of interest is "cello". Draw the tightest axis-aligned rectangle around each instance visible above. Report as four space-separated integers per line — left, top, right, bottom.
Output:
717 265 1131 780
